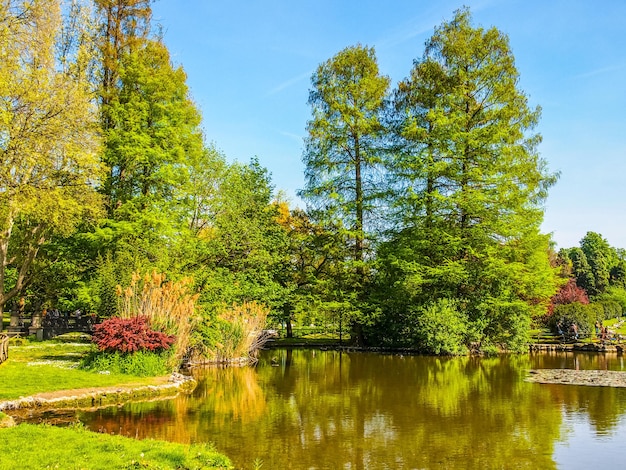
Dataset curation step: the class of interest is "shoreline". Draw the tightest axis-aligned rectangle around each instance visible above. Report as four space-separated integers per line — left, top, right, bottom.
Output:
0 372 196 420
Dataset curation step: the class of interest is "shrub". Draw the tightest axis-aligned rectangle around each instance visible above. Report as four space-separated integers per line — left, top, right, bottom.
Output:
80 350 170 376
92 316 174 354
596 300 622 321
479 300 532 352
192 301 269 363
595 287 626 316
548 278 589 315
117 271 198 367
550 302 602 337
413 298 468 355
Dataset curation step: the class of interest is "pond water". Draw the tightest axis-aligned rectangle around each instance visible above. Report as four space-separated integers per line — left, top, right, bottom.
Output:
57 350 626 468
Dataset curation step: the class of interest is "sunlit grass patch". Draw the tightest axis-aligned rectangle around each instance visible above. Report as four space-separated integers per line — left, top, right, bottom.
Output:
0 342 160 400
0 423 232 469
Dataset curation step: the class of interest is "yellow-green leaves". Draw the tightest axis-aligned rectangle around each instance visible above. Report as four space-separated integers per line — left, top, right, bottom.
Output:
0 0 102 309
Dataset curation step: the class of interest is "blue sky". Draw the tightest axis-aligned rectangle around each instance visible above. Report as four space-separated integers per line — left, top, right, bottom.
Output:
151 0 626 250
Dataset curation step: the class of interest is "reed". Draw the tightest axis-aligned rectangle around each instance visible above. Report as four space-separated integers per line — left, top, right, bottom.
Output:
196 301 269 363
117 271 199 368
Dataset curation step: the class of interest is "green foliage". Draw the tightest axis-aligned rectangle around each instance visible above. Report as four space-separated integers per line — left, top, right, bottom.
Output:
0 424 232 469
102 39 204 219
80 350 171 377
596 287 626 313
413 298 468 355
580 232 613 295
301 44 390 343
594 299 622 321
185 159 291 313
477 300 532 352
94 253 125 318
371 7 559 350
0 0 102 313
191 302 269 362
550 303 602 337
568 247 595 294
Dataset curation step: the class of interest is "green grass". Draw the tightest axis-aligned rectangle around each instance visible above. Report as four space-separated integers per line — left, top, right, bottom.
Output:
0 341 161 400
0 341 235 469
603 318 626 335
0 423 232 469
81 349 171 377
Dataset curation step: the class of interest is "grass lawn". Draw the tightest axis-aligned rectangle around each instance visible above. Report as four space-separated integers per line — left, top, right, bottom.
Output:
0 340 162 400
0 340 233 469
0 423 232 469
603 317 626 333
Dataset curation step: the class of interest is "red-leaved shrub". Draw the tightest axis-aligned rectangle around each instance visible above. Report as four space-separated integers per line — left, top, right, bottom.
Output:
92 316 175 353
548 278 590 315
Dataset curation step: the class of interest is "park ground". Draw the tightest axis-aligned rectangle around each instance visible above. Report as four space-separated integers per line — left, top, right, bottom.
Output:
0 338 232 470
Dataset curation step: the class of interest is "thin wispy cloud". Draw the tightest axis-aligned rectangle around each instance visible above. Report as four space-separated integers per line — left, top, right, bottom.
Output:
266 71 312 96
375 16 433 51
575 63 626 79
280 130 304 143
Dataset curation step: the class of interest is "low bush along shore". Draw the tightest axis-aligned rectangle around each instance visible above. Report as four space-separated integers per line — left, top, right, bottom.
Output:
0 339 232 470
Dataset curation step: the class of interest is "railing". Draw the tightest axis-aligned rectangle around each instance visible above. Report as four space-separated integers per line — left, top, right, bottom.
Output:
530 329 620 344
0 334 9 364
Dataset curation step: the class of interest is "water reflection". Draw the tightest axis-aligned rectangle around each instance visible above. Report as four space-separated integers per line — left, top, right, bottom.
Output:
74 350 626 469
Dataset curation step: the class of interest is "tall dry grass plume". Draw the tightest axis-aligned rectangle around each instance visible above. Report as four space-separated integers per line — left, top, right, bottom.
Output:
209 301 269 363
117 271 199 368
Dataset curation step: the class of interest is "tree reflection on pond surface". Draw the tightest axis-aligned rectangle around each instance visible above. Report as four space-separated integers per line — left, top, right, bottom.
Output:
75 350 626 469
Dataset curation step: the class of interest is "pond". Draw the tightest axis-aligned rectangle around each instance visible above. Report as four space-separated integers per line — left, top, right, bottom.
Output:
48 350 626 468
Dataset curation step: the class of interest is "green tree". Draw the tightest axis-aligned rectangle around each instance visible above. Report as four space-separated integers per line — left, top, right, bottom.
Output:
185 159 288 311
94 0 153 133
0 0 102 313
300 44 390 344
273 203 347 337
377 8 559 349
580 231 613 295
91 38 206 278
568 247 595 295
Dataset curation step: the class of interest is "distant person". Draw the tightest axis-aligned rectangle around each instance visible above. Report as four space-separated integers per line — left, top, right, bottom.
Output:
570 322 579 340
556 321 564 339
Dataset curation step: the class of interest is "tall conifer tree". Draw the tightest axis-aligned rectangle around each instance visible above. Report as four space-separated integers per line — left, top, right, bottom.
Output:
300 44 390 344
381 8 559 349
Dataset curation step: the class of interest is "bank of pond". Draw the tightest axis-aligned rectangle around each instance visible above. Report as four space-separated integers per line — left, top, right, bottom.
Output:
2 348 626 469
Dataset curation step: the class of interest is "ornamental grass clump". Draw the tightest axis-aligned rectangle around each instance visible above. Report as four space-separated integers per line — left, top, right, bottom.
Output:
194 301 269 364
117 271 199 368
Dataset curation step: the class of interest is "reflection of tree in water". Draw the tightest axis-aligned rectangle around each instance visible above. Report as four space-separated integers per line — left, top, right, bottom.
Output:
81 400 179 440
81 366 267 445
528 351 626 434
542 384 626 433
192 365 266 423
246 350 563 469
76 350 626 469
